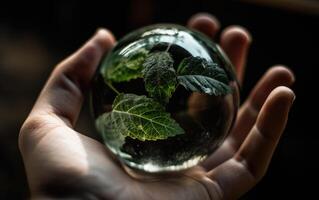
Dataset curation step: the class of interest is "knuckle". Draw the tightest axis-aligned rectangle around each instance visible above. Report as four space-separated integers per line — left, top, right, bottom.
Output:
20 116 45 135
19 116 46 152
77 43 100 68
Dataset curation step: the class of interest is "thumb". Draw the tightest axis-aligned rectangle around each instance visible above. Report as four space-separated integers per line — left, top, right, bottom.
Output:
30 29 115 127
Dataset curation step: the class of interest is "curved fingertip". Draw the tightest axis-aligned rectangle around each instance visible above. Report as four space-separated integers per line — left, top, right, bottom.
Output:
220 26 251 83
268 86 295 107
71 28 116 72
256 86 295 138
247 67 295 111
267 65 295 84
188 12 220 28
94 28 116 50
221 25 252 47
187 12 220 38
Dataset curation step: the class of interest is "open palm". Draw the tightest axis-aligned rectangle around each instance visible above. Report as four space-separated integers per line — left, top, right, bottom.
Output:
19 14 295 200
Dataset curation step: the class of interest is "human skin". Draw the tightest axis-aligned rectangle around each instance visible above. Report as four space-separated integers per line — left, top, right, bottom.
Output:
19 13 295 200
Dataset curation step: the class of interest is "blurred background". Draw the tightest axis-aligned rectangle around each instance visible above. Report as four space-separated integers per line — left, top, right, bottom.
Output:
0 0 318 199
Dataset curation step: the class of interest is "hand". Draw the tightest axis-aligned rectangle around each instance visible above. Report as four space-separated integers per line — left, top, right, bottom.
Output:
19 13 295 200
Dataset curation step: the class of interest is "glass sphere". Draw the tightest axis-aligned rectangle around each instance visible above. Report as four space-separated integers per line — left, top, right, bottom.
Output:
91 24 239 172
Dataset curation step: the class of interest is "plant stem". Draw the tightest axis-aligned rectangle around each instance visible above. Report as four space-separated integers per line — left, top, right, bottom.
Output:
105 81 120 95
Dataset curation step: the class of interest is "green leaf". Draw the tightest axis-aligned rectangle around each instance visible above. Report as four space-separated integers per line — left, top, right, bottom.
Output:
142 52 177 104
99 93 184 141
96 112 125 149
104 49 147 82
177 56 232 96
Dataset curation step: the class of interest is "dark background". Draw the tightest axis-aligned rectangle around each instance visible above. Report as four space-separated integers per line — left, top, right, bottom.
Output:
0 0 318 199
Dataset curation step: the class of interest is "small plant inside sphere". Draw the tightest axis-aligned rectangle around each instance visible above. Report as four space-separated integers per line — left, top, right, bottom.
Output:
90 24 240 172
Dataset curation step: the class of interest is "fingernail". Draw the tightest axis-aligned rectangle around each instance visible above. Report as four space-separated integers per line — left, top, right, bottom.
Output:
292 95 296 103
290 94 296 107
287 67 296 83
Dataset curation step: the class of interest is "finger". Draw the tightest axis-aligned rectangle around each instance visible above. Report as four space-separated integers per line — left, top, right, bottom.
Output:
220 26 251 83
187 13 220 39
30 29 115 126
231 66 295 147
236 86 295 179
207 86 295 199
201 66 295 170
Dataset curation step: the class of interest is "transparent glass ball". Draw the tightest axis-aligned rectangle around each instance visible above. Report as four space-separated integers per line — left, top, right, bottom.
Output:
91 24 239 172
